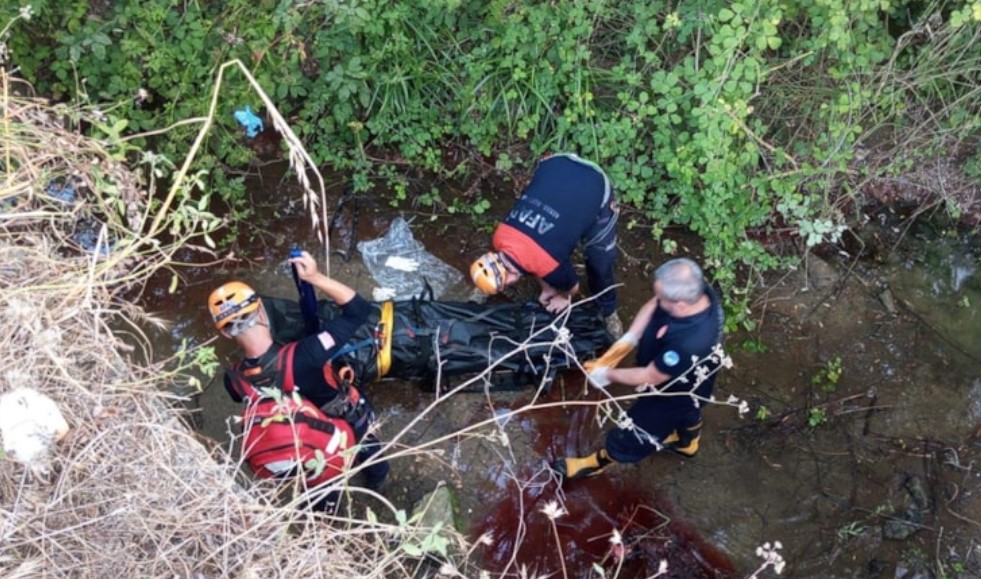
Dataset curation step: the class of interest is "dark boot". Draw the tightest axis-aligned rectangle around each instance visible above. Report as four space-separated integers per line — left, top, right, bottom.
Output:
551 448 616 480
357 433 390 491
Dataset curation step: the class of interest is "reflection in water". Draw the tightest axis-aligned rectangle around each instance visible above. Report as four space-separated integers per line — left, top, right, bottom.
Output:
472 395 738 578
891 224 979 360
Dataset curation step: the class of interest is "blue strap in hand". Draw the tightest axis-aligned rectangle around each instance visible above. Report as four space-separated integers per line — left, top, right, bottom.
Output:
290 246 321 336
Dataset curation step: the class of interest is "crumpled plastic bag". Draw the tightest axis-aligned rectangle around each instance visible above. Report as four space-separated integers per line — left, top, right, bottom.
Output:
358 217 463 301
0 387 69 470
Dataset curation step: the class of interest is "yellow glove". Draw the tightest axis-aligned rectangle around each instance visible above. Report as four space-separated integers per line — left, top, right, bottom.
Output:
583 332 638 372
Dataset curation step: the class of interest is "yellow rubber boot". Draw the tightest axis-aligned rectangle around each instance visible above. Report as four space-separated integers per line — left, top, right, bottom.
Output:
664 422 702 457
551 449 616 480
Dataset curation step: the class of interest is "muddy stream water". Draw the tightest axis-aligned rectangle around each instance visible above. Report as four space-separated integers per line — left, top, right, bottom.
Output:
142 167 980 578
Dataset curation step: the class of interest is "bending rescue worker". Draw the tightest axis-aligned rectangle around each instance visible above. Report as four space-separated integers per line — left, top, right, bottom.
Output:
470 153 624 338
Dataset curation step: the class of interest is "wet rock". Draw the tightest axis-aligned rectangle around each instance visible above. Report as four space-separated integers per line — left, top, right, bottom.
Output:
806 253 840 291
878 287 898 315
882 475 931 540
883 519 919 540
968 379 981 421
410 483 458 536
893 565 930 579
903 475 930 512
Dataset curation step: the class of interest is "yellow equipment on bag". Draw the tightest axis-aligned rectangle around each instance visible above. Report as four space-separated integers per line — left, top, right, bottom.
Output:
375 300 394 379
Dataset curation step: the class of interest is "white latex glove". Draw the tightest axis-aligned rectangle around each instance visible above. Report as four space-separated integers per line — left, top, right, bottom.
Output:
385 256 420 272
372 287 397 301
618 331 639 348
587 366 611 389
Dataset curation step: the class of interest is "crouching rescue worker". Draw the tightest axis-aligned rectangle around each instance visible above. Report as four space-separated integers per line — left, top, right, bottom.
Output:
470 153 624 338
208 251 389 509
552 258 725 480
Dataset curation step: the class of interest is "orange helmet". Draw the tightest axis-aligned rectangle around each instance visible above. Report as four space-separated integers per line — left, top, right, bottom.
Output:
470 252 509 295
208 281 261 333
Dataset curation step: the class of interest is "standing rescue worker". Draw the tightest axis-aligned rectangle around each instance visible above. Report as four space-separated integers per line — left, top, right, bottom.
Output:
208 251 389 503
552 258 725 479
470 153 623 338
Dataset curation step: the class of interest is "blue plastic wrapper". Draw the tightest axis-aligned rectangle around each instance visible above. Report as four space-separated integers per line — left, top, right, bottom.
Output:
46 179 77 204
233 106 264 138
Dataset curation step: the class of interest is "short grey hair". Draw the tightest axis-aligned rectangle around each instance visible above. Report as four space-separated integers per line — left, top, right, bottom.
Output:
654 258 705 303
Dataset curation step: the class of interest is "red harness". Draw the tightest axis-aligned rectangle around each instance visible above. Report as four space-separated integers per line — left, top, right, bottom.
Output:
229 343 354 487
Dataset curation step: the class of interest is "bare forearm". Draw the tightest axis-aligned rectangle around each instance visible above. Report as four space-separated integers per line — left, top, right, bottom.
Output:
626 297 658 336
307 273 356 305
607 364 667 387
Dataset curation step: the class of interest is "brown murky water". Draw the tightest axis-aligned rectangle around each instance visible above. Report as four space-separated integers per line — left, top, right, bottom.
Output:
142 165 981 578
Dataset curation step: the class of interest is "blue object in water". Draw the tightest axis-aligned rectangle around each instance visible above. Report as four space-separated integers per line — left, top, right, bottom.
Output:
290 246 321 336
233 105 264 138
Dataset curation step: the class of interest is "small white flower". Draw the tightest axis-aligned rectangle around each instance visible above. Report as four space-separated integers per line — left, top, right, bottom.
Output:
539 500 568 520
608 529 622 546
222 31 244 45
476 532 494 546
615 413 634 431
19 5 33 20
496 430 510 448
554 327 571 344
694 364 709 385
753 541 787 576
134 88 149 103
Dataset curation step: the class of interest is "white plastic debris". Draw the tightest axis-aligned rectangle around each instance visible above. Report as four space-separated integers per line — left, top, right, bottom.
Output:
0 387 69 467
384 256 420 272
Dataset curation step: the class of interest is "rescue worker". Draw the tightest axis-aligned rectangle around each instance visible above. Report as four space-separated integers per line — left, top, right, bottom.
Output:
208 251 390 501
552 258 725 479
469 153 623 338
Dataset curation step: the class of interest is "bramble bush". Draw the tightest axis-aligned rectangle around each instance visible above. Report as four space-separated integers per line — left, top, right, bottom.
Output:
6 0 981 324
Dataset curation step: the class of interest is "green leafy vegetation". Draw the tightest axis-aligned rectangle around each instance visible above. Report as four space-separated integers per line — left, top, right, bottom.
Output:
811 356 844 393
7 0 981 316
807 407 827 428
